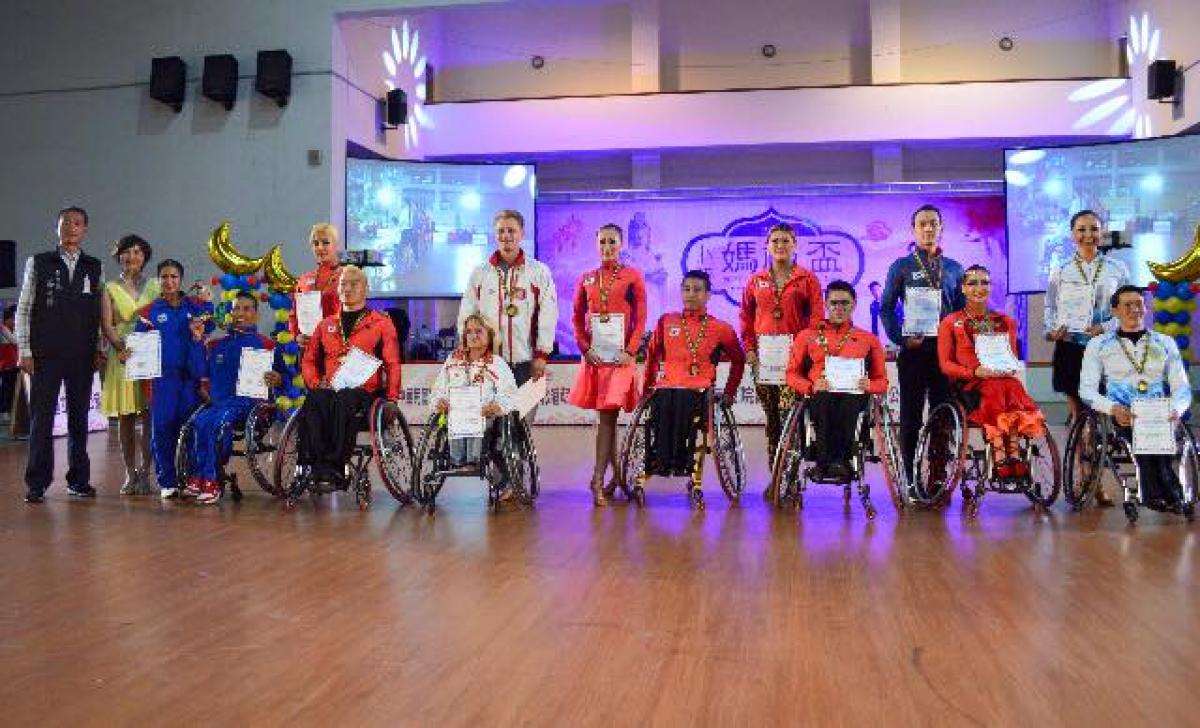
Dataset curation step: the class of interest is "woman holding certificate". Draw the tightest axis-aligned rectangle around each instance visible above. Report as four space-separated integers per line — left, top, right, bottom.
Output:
1044 210 1129 431
938 265 1045 479
290 223 343 346
567 223 647 506
740 223 823 496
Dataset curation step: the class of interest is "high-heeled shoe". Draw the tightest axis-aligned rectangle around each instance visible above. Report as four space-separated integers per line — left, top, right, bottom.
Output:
590 477 608 507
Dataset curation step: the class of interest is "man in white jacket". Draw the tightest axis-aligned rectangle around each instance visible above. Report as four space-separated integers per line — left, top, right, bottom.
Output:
458 209 557 386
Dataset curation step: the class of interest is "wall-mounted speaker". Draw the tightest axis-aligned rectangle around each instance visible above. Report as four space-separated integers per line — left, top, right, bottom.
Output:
202 54 239 110
1148 59 1178 101
386 88 408 126
149 56 186 112
255 49 292 107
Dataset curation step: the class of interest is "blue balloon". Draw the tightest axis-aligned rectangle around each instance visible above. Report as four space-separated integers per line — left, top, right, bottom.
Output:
284 341 299 355
1179 285 1195 301
1177 311 1192 324
1155 311 1171 324
220 273 237 290
1176 335 1191 349
1161 281 1179 298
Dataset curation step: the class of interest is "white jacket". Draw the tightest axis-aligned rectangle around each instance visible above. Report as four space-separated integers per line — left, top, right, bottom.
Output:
458 250 557 365
1043 253 1129 344
1080 330 1191 418
430 351 518 414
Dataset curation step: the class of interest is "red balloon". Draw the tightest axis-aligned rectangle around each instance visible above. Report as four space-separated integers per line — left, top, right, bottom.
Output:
1191 283 1200 294
247 276 258 286
210 275 220 285
1148 281 1160 292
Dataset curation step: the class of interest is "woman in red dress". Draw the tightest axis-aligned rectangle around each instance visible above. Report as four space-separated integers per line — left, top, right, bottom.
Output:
289 223 343 347
568 223 647 506
938 265 1046 478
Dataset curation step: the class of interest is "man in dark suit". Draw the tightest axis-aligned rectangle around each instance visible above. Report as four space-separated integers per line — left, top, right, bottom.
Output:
16 206 104 503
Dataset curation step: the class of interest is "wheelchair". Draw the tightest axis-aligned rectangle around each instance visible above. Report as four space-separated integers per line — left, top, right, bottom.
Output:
272 397 416 510
175 401 281 502
411 410 539 513
1062 408 1198 523
768 394 906 519
913 391 1061 517
614 388 745 509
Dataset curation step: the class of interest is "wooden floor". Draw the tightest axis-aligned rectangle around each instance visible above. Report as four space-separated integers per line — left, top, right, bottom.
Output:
2 425 1198 727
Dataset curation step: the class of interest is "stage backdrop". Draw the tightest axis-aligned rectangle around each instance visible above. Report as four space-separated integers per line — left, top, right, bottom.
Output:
537 192 1007 355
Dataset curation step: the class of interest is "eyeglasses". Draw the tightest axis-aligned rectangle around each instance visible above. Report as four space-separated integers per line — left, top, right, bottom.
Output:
964 280 991 286
828 300 854 308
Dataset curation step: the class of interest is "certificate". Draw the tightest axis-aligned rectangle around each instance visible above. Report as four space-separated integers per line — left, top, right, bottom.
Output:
447 385 484 439
590 313 625 363
235 347 274 400
756 334 792 386
330 347 381 391
902 287 941 337
825 356 865 393
974 334 1021 373
1132 398 1175 455
1056 282 1095 333
515 376 547 420
295 291 323 336
124 330 161 380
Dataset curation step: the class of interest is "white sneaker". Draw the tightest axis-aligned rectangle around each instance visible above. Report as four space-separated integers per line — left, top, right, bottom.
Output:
160 487 179 500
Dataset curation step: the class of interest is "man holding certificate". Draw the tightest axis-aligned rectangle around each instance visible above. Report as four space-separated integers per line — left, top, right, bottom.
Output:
567 223 647 506
938 266 1045 479
880 204 966 483
739 223 824 496
182 292 283 504
785 281 887 483
1044 210 1129 443
289 223 343 347
297 266 402 488
1080 285 1192 512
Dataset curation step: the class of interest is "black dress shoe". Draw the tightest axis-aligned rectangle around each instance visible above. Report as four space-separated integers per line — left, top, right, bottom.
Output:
24 491 45 504
67 484 97 498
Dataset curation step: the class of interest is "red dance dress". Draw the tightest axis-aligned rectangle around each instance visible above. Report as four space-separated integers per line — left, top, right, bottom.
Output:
568 262 647 412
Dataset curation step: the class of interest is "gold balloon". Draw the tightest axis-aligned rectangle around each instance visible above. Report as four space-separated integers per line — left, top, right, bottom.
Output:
262 244 299 294
1147 224 1200 283
207 221 267 275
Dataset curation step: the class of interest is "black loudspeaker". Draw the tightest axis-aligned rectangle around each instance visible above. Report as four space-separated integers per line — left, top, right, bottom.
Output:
255 49 292 107
0 241 15 289
1148 59 1178 101
149 56 186 112
202 54 239 110
386 88 408 126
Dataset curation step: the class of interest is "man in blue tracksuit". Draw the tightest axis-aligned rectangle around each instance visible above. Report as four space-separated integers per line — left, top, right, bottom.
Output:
880 205 967 484
132 259 213 499
185 291 283 504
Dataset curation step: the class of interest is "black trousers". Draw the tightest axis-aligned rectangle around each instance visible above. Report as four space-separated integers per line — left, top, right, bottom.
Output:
808 392 868 465
25 356 94 494
645 388 705 477
897 338 950 481
0 367 17 414
297 388 374 477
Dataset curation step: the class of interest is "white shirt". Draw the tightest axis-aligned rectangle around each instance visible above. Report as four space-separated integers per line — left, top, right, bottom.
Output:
1043 253 1130 343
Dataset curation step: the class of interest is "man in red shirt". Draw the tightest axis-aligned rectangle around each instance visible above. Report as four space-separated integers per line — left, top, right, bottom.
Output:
786 280 888 481
642 270 745 483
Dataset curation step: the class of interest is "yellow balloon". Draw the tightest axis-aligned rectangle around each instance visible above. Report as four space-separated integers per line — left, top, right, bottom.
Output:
274 309 289 323
277 332 293 344
282 353 297 366
207 221 267 275
262 245 299 294
1185 300 1197 312
292 374 306 388
1182 326 1193 337
1165 298 1182 314
276 396 292 410
292 395 306 409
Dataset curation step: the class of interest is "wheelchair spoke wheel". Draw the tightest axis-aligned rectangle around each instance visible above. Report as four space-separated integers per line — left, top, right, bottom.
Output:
244 403 282 495
769 403 807 508
617 398 651 501
914 402 966 508
712 399 746 504
413 414 449 508
272 410 303 499
371 400 416 505
1174 424 1199 521
174 405 206 491
1063 412 1101 510
870 397 909 511
508 416 540 504
1023 429 1061 508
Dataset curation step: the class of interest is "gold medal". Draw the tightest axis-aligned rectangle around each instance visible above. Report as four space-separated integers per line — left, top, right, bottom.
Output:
689 363 700 376
599 314 610 323
505 303 519 317
1138 380 1149 393
772 307 783 320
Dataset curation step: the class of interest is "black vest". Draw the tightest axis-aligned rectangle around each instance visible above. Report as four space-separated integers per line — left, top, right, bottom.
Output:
29 250 102 359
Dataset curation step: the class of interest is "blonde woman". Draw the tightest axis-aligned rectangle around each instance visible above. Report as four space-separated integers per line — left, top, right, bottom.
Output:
290 223 343 346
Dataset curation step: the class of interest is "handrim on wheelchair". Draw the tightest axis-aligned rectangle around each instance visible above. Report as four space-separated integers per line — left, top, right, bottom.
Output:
1062 407 1198 523
768 393 906 519
271 397 416 510
174 400 282 503
613 387 745 510
411 410 539 513
913 394 1061 517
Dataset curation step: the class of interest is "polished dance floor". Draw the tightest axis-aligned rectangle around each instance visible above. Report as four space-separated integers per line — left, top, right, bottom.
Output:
2 425 1197 726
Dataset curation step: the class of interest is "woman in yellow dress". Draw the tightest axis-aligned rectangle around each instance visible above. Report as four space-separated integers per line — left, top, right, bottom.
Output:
100 235 159 495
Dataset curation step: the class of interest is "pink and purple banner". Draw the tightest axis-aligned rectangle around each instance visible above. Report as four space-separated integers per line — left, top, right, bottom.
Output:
537 192 1007 355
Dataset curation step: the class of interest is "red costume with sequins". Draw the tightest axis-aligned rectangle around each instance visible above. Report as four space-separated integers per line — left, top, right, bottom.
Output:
568 262 647 412
289 262 342 339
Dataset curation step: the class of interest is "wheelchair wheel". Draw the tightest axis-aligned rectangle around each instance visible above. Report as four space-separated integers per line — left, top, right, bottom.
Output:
1022 428 1061 508
370 399 416 505
412 413 449 509
869 397 909 510
914 402 967 508
507 415 540 505
769 402 807 508
1173 423 1199 521
174 405 207 490
272 409 303 500
244 402 282 495
213 415 242 502
711 397 746 504
617 397 652 506
1062 411 1102 510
